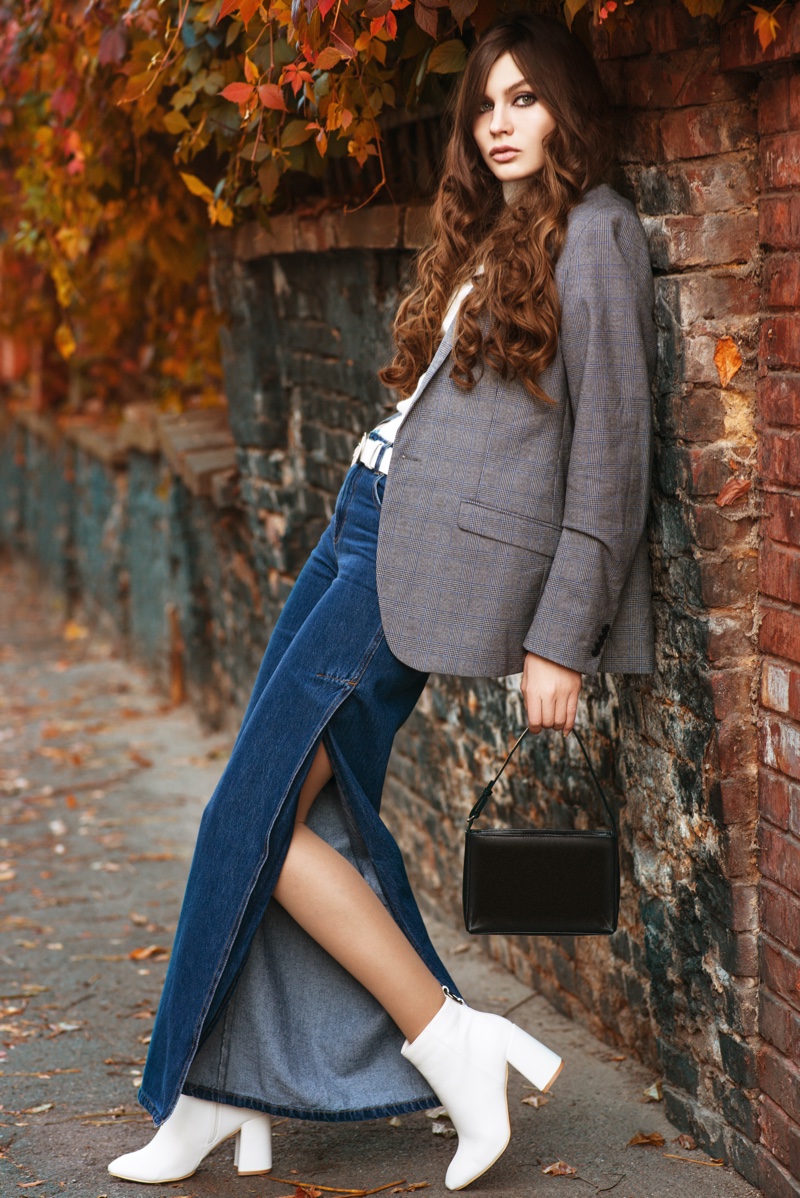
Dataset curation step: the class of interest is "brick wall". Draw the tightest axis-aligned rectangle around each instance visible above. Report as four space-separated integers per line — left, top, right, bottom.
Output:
2 3 799 1194
747 43 800 1198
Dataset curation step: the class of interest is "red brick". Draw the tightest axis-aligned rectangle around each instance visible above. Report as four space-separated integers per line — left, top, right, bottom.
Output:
761 131 800 190
760 606 800 661
760 988 800 1057
662 101 757 161
759 70 792 134
709 612 756 664
761 314 800 371
712 667 754 718
760 194 800 250
758 1041 800 1125
700 555 757 607
762 491 800 545
757 374 800 429
732 879 760 931
791 66 800 129
601 45 749 110
759 431 800 487
655 213 759 268
761 880 800 954
756 1148 800 1198
693 505 755 551
677 273 761 325
759 821 800 896
672 391 727 443
718 714 758 772
760 542 800 605
616 110 663 163
589 11 650 60
762 661 792 715
760 766 796 829
721 3 800 71
761 717 800 782
759 939 800 1015
714 774 758 824
686 444 735 495
760 1093 800 1171
639 1 711 56
685 159 760 213
721 821 758 877
764 255 800 309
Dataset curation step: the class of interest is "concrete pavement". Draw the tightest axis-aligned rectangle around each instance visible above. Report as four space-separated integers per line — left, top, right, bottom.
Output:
0 553 761 1198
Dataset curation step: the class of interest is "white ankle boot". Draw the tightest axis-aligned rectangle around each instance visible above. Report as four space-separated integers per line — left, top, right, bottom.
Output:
107 1093 272 1183
401 986 563 1191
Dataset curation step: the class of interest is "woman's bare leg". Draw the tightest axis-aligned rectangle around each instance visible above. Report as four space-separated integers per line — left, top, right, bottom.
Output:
274 741 446 1042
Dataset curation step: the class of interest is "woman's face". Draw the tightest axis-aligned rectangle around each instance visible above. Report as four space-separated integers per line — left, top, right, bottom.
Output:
471 51 557 193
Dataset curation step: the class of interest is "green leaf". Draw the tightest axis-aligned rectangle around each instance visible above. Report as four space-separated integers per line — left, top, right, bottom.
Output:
280 119 316 147
427 39 467 74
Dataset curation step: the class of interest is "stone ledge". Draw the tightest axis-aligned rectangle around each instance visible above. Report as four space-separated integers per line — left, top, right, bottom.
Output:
234 202 434 260
10 403 240 508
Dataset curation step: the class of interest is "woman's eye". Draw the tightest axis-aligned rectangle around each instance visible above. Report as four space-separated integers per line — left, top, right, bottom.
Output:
478 93 537 113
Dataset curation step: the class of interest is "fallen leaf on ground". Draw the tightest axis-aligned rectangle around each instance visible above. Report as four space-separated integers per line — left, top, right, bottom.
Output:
675 1133 697 1149
62 620 89 639
628 1131 666 1146
642 1079 662 1101
542 1160 577 1175
128 945 170 961
522 1093 550 1108
20 1104 53 1114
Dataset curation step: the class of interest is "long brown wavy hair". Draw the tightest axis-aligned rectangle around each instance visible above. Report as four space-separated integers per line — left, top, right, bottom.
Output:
377 10 615 405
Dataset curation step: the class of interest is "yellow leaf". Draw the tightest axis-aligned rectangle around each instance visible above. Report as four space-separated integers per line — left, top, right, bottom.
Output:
163 110 192 134
428 39 467 74
751 4 782 50
713 335 742 387
563 0 588 31
54 322 76 361
179 172 215 202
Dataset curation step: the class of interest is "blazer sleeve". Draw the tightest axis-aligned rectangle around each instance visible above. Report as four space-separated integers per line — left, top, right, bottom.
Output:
522 203 658 675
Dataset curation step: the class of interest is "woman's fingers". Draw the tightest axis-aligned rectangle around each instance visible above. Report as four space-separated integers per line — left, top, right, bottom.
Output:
522 652 582 736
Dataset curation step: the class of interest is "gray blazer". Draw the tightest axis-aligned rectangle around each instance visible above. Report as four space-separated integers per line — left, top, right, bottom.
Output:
374 182 658 678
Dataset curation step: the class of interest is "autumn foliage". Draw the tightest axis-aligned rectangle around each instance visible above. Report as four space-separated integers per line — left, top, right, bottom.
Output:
0 0 786 415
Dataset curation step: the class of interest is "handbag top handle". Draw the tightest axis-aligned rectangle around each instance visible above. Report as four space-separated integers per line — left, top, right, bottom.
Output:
466 727 617 836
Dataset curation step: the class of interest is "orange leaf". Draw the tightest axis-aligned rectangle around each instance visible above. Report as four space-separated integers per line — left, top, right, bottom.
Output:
752 5 782 50
628 1130 666 1146
257 83 288 110
220 82 255 104
715 476 751 507
129 945 170 960
713 335 742 387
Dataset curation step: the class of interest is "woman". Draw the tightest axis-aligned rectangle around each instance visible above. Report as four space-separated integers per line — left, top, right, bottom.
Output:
109 10 657 1193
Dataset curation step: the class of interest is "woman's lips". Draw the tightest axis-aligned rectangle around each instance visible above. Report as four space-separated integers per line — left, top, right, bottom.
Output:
490 149 519 162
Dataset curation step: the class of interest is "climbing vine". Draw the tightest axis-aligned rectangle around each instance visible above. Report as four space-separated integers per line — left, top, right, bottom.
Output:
0 0 788 413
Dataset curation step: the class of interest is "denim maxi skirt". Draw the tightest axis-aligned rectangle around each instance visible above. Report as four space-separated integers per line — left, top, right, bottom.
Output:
138 461 465 1127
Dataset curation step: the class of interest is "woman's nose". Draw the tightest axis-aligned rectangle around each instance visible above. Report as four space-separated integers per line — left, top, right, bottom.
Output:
489 103 512 136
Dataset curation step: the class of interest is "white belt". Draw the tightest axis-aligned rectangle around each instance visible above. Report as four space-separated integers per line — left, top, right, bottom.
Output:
351 432 393 474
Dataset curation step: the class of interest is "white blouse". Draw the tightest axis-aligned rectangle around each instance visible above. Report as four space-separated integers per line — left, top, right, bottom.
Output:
358 264 485 474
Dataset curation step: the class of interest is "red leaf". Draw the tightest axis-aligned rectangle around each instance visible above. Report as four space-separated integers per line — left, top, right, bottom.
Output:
220 82 255 103
257 83 288 110
414 0 438 38
715 476 751 507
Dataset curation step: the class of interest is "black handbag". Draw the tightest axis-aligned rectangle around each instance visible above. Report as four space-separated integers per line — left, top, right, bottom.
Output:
462 726 619 936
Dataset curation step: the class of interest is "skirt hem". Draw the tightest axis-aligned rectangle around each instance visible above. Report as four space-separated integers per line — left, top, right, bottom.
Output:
155 1082 444 1123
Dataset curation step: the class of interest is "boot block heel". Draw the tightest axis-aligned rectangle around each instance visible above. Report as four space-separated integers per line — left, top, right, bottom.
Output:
505 1024 563 1093
235 1115 272 1175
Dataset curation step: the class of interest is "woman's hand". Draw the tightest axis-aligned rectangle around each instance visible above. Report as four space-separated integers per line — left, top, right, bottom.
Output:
521 651 582 736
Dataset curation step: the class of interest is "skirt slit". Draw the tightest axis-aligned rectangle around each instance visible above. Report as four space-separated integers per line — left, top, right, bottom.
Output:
138 463 464 1127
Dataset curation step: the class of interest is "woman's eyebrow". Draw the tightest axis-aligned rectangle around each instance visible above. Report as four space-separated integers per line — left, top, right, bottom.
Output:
480 79 534 99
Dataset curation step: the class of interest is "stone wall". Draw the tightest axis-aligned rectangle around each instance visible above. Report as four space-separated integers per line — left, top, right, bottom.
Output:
2 3 800 1195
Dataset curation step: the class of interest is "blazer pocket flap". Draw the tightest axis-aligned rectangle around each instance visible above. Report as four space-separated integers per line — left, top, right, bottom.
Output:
457 500 561 557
